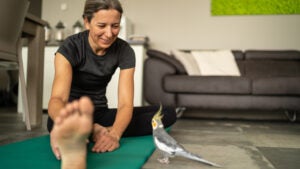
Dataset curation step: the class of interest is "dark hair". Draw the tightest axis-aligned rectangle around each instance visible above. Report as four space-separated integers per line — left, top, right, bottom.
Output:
82 0 123 22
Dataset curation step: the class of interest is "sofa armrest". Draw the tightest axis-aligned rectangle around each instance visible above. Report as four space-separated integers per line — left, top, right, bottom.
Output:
143 57 177 106
146 49 187 74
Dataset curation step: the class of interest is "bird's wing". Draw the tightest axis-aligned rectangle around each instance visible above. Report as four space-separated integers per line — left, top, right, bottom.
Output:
153 129 185 154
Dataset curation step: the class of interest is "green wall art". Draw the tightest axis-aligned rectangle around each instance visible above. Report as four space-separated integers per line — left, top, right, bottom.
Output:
211 0 300 15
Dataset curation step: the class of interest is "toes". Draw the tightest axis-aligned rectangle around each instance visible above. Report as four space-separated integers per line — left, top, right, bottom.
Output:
58 100 81 119
55 116 63 125
65 101 79 115
59 109 68 119
79 96 94 116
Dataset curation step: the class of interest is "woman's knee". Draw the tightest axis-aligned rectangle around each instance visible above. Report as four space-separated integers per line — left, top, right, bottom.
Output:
162 106 177 127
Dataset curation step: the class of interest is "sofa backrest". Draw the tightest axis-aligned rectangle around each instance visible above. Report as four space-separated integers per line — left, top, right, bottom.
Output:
245 50 300 60
146 49 300 78
231 50 245 75
232 50 244 60
244 50 300 78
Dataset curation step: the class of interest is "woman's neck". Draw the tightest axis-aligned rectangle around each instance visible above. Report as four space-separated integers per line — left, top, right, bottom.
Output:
88 36 106 56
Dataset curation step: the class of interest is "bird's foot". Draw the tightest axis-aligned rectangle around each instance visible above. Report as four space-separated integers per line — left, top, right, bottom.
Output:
157 157 170 164
175 107 186 118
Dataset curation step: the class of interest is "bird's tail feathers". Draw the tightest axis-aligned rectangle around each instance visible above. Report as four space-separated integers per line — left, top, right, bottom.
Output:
177 150 222 168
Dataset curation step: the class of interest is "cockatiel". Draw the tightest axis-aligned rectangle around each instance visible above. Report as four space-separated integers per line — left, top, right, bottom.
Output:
151 105 222 167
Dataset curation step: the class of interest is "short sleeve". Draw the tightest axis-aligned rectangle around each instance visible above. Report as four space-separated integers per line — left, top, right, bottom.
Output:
56 32 86 67
57 39 76 67
119 44 135 69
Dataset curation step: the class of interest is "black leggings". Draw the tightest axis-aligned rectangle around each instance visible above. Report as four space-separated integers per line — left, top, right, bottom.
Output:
47 105 177 137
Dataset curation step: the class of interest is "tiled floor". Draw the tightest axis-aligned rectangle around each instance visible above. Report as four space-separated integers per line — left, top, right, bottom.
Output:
0 107 299 169
0 107 48 146
143 113 300 169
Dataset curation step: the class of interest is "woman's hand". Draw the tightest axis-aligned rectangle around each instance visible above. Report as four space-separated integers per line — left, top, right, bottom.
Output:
50 130 61 160
92 124 120 153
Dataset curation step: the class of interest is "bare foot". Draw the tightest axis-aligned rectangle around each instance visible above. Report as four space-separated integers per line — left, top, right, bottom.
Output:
52 97 94 169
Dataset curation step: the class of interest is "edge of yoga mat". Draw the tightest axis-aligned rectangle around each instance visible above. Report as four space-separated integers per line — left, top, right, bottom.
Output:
0 134 156 169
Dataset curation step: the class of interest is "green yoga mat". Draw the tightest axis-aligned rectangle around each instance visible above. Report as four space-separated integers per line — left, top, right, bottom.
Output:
0 135 155 169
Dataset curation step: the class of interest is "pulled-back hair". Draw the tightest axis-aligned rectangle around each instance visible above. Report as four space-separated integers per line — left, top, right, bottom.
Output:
82 0 123 22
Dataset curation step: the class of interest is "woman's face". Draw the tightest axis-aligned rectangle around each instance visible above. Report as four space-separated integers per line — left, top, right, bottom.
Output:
84 9 121 55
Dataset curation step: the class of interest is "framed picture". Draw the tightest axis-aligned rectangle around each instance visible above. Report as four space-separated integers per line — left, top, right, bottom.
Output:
211 0 300 15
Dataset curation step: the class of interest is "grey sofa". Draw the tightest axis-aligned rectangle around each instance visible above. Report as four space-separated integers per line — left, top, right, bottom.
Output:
143 49 300 115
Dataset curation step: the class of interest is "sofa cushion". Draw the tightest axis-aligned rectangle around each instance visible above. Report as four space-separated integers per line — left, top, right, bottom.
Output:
245 60 300 78
252 77 300 95
164 75 251 94
171 49 201 75
191 50 241 76
177 94 300 110
146 49 186 74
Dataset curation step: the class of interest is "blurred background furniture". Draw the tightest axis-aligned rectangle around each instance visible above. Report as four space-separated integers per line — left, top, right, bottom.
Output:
0 0 31 130
0 0 47 129
20 13 46 128
144 49 300 119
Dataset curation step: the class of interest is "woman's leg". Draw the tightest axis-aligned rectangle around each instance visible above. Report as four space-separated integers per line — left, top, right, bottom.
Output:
93 105 177 137
49 105 177 137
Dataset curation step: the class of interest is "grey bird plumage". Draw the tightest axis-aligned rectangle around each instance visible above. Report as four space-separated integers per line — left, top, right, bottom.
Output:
151 105 222 167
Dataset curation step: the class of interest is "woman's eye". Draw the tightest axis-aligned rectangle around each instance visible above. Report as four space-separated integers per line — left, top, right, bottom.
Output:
98 25 105 28
113 25 120 29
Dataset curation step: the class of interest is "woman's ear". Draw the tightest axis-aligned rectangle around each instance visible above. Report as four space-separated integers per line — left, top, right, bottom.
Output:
83 17 90 30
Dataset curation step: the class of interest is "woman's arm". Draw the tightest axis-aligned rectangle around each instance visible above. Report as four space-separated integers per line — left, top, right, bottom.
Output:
48 52 72 121
48 53 72 120
110 67 135 139
91 67 135 153
48 52 73 159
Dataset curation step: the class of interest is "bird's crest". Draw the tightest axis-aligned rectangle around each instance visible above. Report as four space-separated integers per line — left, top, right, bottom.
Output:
153 104 164 121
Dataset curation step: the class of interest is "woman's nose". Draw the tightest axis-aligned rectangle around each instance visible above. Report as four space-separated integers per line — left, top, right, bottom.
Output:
104 27 113 38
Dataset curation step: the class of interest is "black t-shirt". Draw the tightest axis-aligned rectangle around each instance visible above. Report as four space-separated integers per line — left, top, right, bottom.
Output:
57 30 135 108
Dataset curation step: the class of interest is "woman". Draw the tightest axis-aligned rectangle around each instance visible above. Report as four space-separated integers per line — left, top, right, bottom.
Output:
48 0 177 168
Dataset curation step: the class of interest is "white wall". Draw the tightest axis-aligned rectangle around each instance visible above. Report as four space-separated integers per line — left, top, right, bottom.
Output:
42 0 85 37
42 0 300 53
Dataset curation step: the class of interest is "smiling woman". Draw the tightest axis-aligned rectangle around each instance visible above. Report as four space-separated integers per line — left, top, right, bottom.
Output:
46 0 177 168
211 0 300 15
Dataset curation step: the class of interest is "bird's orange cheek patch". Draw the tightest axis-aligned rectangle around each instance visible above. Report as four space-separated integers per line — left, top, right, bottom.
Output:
152 121 157 128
